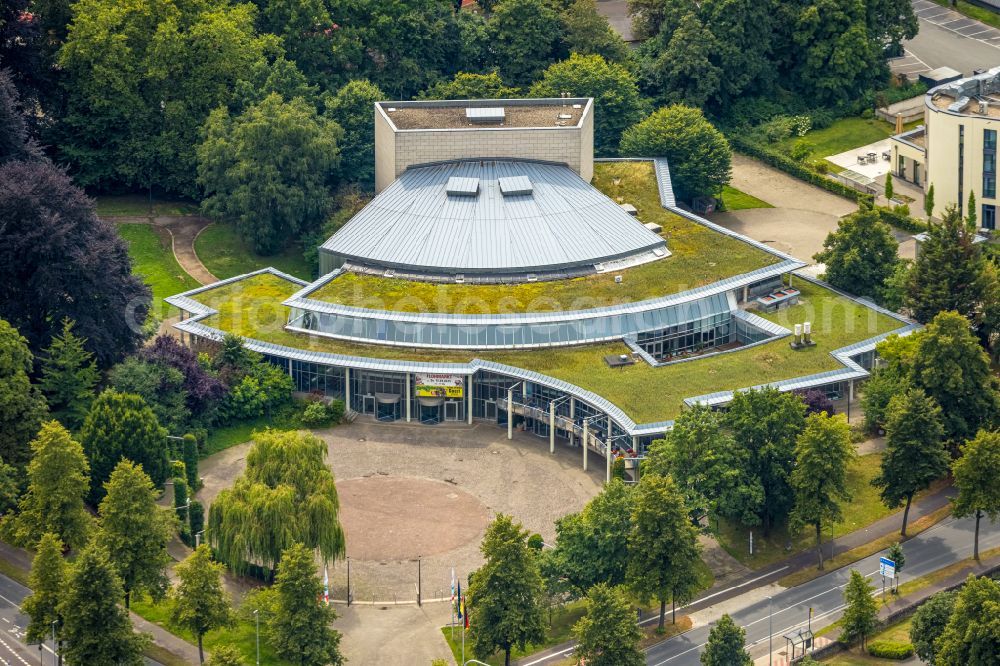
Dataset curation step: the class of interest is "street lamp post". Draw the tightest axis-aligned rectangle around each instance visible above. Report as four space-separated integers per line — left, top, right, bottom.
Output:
52 620 57 666
253 609 260 666
194 530 204 548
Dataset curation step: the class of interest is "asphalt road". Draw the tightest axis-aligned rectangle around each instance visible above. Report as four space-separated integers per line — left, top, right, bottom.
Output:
894 0 1000 78
0 573 161 666
642 513 1000 665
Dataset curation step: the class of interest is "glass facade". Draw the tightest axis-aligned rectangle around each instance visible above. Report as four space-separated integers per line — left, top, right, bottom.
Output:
289 292 734 350
291 360 345 397
634 312 731 360
984 204 996 230
985 129 996 200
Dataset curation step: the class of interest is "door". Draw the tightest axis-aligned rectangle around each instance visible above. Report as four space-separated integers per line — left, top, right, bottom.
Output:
444 401 459 421
485 400 497 421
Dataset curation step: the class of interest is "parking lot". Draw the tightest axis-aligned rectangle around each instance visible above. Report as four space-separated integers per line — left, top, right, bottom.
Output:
894 0 1000 78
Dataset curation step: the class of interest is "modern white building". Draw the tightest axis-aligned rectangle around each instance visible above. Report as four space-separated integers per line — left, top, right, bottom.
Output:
891 66 1000 228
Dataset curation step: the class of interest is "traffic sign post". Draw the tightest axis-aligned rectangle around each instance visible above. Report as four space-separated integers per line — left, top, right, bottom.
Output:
879 557 895 602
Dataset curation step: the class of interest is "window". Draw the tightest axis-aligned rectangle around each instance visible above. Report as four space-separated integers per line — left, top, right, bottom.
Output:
986 174 996 199
986 129 997 151
984 204 997 230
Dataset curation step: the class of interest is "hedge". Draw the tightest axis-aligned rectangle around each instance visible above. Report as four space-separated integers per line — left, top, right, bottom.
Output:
867 640 914 659
877 206 927 233
729 134 874 205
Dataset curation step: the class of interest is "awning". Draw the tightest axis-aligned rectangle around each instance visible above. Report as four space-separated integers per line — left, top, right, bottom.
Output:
375 392 401 405
417 397 445 408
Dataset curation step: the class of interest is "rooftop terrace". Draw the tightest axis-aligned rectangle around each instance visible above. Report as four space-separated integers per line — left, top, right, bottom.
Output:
308 162 782 313
379 99 586 130
185 272 902 424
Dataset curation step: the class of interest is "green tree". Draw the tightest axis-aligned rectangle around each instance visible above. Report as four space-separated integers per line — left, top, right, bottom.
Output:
909 589 955 664
645 405 762 526
785 0 882 105
108 357 190 433
884 172 894 200
420 72 520 100
651 12 722 108
814 204 899 301
725 387 806 532
0 318 47 469
269 543 343 666
0 459 17 516
790 412 854 570
572 583 644 666
924 183 935 218
39 318 98 430
626 0 692 40
183 433 200 492
56 0 277 196
546 479 633 596
208 430 345 575
487 0 565 85
872 388 948 536
325 79 385 189
561 0 630 64
80 390 168 502
840 569 879 650
198 93 342 255
952 430 1000 560
701 614 752 666
866 0 918 52
22 533 66 646
886 542 905 593
935 574 1000 663
530 54 646 156
968 190 978 228
99 461 174 608
909 311 999 443
627 475 701 630
59 539 146 666
12 421 90 551
905 206 1000 332
699 0 774 102
171 545 234 663
620 105 731 202
469 514 546 666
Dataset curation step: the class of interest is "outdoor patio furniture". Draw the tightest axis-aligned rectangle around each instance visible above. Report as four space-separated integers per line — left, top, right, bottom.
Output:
882 151 891 161
857 155 866 165
867 152 877 163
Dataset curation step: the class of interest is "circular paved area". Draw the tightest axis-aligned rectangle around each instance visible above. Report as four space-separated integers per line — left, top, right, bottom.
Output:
197 419 604 601
337 476 489 560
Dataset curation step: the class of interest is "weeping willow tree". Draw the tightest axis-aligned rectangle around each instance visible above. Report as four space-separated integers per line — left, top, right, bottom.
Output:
207 430 345 576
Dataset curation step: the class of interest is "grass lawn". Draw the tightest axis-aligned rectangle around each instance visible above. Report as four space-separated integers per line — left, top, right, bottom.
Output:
201 404 310 458
131 594 293 666
195 222 314 281
720 185 773 211
117 223 200 317
820 617 914 664
929 0 1000 29
95 194 200 218
183 272 902 424
309 162 779 313
776 118 899 164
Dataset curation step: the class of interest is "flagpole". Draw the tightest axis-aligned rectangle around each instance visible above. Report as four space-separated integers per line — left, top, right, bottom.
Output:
450 567 455 641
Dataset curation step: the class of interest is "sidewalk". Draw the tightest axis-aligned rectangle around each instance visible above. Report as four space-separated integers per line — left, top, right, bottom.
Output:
514 484 954 665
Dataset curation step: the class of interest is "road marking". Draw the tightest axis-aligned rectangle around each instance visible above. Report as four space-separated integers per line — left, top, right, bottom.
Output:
0 637 28 666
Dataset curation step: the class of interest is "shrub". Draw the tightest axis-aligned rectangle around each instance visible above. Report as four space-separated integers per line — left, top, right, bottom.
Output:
877 205 926 233
813 160 829 174
301 401 332 426
790 140 812 162
867 640 914 659
527 533 544 550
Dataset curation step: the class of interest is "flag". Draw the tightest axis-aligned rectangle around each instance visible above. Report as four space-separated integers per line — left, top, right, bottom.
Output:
463 594 469 629
451 568 456 603
456 580 462 620
323 565 329 606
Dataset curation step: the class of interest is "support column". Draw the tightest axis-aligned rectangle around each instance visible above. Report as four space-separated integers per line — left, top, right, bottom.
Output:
507 387 514 440
632 436 638 455
344 367 351 411
288 358 293 379
583 420 589 472
549 401 556 454
848 379 854 402
405 372 411 422
568 398 576 447
467 375 473 425
743 285 749 303
606 439 612 484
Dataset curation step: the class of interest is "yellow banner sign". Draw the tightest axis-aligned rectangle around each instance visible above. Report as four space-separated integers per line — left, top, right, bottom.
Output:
414 373 465 398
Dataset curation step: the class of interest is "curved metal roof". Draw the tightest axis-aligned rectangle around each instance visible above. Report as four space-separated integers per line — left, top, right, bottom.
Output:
321 160 666 275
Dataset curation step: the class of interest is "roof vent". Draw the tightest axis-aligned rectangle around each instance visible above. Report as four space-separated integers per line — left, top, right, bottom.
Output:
466 107 505 124
384 269 395 278
572 103 582 109
446 176 479 196
526 274 537 282
498 175 532 196
455 274 465 284
387 107 397 112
